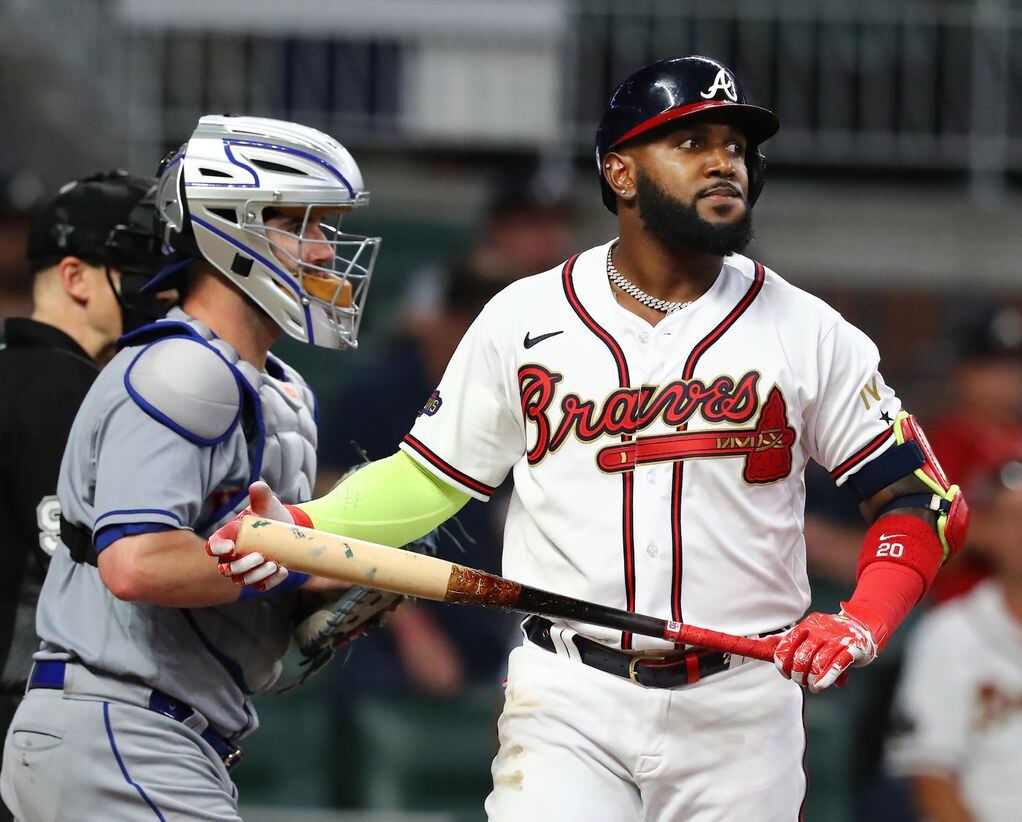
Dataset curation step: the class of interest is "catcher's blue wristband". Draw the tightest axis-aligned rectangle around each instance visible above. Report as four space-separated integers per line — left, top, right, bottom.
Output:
238 571 310 600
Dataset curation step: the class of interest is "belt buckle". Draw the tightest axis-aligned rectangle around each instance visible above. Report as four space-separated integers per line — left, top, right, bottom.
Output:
627 652 666 686
223 745 244 771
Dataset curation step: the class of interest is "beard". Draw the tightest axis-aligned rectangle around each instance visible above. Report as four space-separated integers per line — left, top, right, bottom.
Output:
635 170 753 257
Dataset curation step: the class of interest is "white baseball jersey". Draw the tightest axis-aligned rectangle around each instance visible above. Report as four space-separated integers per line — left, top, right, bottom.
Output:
402 240 902 650
886 581 1022 821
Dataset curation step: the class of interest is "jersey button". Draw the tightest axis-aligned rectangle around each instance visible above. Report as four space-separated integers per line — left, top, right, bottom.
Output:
646 543 658 557
646 471 657 484
638 331 650 344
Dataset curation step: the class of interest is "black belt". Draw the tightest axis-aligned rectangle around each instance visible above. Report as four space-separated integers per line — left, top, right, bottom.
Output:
28 661 243 770
524 616 786 689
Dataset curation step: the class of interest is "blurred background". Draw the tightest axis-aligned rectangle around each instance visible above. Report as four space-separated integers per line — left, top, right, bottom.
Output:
3 0 1022 820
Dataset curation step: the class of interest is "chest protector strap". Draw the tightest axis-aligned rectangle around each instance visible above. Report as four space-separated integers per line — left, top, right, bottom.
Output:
61 515 98 567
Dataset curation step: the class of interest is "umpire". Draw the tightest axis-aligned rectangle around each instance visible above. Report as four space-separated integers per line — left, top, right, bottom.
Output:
0 171 167 817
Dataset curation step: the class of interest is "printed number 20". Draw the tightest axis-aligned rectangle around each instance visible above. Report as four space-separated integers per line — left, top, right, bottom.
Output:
877 541 904 558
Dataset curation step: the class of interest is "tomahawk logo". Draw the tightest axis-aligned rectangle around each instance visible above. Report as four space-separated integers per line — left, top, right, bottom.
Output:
595 386 796 484
700 68 739 102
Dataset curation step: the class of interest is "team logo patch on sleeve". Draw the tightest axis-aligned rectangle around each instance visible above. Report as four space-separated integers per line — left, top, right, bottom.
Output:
419 389 443 417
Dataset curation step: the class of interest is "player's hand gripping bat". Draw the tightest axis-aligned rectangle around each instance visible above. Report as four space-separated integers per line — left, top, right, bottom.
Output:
235 516 781 662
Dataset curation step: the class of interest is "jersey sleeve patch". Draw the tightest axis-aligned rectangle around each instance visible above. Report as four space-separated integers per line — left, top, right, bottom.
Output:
125 337 242 445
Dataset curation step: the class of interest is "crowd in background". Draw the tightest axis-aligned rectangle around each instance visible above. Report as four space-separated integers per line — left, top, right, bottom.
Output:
1 165 1020 820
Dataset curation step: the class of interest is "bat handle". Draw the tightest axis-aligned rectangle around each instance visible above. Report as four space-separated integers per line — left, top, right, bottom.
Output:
664 624 783 663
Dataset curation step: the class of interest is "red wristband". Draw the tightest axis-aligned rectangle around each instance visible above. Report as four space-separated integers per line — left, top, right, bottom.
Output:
284 504 314 529
846 513 944 650
855 513 943 589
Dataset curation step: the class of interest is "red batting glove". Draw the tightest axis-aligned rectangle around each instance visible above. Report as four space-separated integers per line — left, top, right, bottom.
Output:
773 611 879 693
206 480 308 592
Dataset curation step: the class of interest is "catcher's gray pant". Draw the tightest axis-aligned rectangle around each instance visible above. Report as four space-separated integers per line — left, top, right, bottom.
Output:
1 688 241 821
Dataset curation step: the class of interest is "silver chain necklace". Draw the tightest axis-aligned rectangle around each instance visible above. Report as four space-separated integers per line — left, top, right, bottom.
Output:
606 246 691 314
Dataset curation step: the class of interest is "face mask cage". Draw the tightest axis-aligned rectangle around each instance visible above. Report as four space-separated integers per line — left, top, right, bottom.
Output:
243 203 380 348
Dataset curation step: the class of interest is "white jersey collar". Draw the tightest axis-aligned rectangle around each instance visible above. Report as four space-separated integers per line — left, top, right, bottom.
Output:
568 239 741 334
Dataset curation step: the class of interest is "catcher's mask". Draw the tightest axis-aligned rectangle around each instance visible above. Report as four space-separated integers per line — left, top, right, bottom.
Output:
151 115 381 351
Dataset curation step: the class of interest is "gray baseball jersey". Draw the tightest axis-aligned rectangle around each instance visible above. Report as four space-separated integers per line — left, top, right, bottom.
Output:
33 308 316 739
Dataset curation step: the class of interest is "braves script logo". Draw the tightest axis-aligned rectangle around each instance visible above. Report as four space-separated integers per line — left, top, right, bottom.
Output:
519 365 795 483
700 68 739 102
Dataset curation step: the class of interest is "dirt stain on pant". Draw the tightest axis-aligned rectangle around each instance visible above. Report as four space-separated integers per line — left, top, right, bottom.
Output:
493 744 526 790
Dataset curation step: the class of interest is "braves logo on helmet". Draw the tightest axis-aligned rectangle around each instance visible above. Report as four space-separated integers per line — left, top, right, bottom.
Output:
700 68 739 102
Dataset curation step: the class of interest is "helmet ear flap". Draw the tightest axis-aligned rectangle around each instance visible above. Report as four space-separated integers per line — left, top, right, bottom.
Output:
154 147 201 259
747 147 766 206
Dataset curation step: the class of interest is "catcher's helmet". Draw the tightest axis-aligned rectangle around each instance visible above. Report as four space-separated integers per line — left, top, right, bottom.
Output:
595 55 780 213
152 115 381 351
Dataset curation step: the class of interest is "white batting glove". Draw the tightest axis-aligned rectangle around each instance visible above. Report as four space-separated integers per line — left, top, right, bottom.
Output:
206 481 295 592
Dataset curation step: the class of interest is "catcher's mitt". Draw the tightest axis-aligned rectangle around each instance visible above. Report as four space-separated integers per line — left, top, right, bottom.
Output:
273 448 471 692
275 527 441 692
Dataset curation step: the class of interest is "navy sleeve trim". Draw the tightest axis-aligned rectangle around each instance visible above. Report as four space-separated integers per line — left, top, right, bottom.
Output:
94 508 183 527
95 522 177 553
830 426 896 481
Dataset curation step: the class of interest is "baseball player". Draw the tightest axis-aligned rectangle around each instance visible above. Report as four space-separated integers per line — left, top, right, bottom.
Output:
0 115 382 821
0 171 169 822
886 459 1022 821
208 57 968 820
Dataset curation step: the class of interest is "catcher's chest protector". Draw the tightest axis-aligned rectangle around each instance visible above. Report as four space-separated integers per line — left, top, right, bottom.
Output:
230 348 318 508
125 310 318 512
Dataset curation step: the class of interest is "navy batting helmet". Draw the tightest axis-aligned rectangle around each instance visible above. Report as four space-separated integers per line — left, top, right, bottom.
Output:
595 55 780 213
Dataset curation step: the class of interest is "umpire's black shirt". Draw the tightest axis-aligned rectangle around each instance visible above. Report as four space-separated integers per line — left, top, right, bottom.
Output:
0 318 99 697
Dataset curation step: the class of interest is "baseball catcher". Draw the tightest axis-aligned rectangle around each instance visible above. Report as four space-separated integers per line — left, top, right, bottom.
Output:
2 115 385 822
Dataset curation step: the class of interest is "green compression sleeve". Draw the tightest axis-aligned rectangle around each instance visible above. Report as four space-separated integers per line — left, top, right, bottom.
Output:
297 451 470 547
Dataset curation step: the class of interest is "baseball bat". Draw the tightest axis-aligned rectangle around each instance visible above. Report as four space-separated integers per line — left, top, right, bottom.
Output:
235 516 781 662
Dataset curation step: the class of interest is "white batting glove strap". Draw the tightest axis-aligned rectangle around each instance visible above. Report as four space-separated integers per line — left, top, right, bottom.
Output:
809 616 878 691
835 611 879 665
